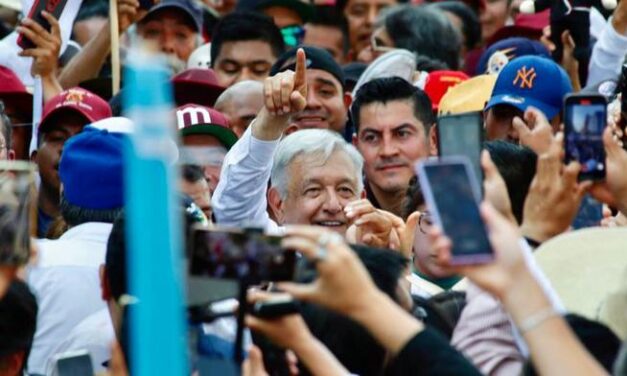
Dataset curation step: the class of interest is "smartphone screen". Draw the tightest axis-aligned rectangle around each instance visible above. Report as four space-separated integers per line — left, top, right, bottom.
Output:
437 112 483 193
416 158 493 264
54 352 94 376
189 229 296 282
564 95 607 180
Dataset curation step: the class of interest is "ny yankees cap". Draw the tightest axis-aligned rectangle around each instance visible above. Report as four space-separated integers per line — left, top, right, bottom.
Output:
485 56 573 120
175 104 238 150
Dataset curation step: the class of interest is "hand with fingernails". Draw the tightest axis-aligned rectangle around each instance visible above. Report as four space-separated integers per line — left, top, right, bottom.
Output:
253 49 308 141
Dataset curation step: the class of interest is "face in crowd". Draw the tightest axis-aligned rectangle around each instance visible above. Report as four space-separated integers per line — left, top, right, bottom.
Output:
343 0 398 58
32 112 88 193
269 138 363 235
354 99 430 196
136 8 198 67
286 69 350 134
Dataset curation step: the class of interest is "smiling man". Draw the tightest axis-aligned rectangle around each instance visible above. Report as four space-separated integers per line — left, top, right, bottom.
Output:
212 49 364 234
31 88 111 238
351 77 435 217
270 46 351 134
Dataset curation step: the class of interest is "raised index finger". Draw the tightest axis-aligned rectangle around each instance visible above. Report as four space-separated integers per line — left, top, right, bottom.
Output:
294 48 307 94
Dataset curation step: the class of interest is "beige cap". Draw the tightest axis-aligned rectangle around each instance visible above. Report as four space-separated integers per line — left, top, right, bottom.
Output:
438 74 497 115
534 227 627 339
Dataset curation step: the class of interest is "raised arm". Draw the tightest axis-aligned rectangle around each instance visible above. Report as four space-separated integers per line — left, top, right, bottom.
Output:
212 49 308 231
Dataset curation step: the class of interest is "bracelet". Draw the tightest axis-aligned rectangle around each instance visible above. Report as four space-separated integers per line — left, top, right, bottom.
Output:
518 307 560 334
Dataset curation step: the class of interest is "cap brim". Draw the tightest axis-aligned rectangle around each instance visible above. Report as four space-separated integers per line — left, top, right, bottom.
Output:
142 4 200 31
39 107 92 134
485 93 559 120
180 125 238 150
173 81 225 107
0 92 33 121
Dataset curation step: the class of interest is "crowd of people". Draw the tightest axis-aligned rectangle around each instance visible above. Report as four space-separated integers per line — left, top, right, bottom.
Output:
0 0 626 374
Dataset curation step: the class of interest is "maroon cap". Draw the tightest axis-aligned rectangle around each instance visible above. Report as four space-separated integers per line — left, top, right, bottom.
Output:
39 88 112 133
176 104 238 150
172 68 225 108
0 66 33 121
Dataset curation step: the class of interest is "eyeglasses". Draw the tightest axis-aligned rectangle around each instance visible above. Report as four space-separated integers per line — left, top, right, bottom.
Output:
281 25 306 48
418 212 433 234
370 32 395 54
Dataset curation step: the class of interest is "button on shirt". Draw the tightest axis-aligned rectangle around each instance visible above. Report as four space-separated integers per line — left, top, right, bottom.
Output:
27 222 113 375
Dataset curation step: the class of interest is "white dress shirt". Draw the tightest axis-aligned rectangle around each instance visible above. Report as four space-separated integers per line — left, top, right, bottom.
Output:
587 12 627 87
27 222 113 375
43 308 115 375
212 127 283 234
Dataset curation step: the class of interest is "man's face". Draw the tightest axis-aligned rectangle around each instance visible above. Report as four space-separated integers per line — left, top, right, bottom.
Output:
288 69 348 133
214 41 277 87
480 0 509 43
182 134 227 193
484 105 524 142
275 150 361 234
34 112 87 191
344 0 397 57
355 100 429 194
137 9 198 63
304 24 346 64
181 178 212 220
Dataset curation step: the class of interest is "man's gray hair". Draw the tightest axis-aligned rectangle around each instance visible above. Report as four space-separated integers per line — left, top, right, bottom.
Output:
271 129 364 199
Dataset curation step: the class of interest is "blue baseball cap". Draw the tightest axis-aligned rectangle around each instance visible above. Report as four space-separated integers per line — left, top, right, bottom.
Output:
485 56 573 120
59 127 125 210
476 37 550 75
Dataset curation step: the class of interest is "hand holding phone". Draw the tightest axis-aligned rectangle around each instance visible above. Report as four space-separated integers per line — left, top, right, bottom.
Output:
564 94 607 181
17 1 68 50
416 157 493 265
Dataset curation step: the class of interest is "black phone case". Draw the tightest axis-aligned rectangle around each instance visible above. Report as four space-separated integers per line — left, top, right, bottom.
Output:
18 0 69 49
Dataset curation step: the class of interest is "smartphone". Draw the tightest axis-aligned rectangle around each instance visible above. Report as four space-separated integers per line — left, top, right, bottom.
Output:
436 112 484 193
53 350 94 376
415 157 493 264
17 0 69 49
251 296 299 319
189 229 297 283
564 94 607 181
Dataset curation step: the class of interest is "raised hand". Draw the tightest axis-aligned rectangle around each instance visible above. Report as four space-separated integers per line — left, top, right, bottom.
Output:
512 106 554 155
254 49 308 140
520 132 591 242
17 11 61 78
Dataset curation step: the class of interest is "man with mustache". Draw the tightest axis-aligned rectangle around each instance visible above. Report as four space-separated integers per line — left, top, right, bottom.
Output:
351 77 436 217
270 46 351 134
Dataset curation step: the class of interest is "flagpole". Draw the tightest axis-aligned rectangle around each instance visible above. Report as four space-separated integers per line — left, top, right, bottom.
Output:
109 0 121 95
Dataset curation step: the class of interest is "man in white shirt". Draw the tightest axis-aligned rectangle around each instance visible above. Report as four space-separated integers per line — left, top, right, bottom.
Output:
27 124 127 374
212 48 364 235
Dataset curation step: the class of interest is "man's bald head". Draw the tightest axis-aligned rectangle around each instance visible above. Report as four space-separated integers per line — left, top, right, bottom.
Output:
214 80 264 136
